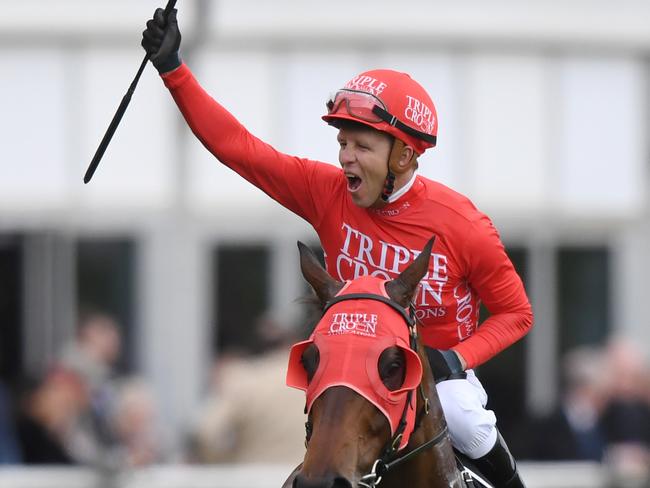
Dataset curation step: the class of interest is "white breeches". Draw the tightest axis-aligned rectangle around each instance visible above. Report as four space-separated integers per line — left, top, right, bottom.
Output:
435 369 498 459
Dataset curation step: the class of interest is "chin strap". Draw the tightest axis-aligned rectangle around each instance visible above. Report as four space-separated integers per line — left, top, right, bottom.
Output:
379 139 416 204
380 171 396 202
380 139 403 202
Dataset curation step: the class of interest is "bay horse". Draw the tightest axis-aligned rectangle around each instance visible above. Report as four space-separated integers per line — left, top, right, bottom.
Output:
282 238 474 488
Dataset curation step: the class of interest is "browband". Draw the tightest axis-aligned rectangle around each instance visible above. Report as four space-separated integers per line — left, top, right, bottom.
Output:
322 292 415 327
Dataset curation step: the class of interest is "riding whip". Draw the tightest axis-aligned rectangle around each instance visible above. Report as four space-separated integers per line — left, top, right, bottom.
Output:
83 0 177 184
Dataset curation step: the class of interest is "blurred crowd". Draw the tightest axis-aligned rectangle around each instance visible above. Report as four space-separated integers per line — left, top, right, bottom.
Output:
0 312 648 487
0 312 165 470
519 338 650 487
0 310 306 471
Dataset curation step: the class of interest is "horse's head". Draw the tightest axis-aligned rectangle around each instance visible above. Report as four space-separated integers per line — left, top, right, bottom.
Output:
286 239 435 488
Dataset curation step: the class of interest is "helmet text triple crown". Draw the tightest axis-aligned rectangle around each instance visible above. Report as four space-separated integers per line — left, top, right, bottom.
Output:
323 69 438 155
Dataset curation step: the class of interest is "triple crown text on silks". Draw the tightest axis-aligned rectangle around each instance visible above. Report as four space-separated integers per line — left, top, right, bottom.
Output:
334 223 478 340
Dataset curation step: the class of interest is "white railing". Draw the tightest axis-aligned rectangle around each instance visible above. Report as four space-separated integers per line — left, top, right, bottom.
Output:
0 462 606 488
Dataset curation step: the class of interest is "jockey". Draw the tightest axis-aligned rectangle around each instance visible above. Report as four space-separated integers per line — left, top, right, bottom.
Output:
142 8 532 488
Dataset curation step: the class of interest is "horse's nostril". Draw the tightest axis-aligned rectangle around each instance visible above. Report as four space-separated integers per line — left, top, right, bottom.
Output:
332 477 353 488
293 474 353 488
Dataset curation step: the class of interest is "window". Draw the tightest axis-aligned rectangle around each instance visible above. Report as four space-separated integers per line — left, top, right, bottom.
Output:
557 246 610 354
76 238 137 373
212 244 270 354
0 235 23 385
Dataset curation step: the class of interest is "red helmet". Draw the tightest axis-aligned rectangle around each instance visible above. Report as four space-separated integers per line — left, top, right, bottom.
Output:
322 69 438 155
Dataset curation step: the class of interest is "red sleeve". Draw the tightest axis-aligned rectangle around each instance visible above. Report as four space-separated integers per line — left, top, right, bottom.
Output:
452 215 533 369
161 63 341 227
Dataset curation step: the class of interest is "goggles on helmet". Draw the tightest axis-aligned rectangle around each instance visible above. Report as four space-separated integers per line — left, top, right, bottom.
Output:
326 89 437 146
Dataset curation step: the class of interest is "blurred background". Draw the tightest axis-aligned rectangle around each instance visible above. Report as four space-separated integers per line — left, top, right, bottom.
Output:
0 0 649 487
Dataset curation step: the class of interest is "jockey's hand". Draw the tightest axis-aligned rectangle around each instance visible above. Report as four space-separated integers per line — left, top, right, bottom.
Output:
142 8 181 74
425 348 465 382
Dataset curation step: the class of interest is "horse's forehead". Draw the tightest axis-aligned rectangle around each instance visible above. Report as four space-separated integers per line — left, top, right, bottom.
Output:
335 275 390 297
313 287 408 343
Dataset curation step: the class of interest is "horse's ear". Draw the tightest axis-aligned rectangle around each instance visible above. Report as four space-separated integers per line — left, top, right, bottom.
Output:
385 237 435 307
297 241 343 307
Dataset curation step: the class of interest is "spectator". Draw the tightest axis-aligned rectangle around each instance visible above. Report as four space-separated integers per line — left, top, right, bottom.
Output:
524 346 608 462
58 311 121 394
14 370 88 464
48 311 124 468
187 317 306 464
600 337 650 488
112 377 166 467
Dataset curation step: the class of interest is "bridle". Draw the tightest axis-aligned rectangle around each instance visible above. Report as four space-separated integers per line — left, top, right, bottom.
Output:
304 291 450 488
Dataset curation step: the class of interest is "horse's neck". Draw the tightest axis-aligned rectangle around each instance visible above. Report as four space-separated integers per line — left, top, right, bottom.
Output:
382 342 464 488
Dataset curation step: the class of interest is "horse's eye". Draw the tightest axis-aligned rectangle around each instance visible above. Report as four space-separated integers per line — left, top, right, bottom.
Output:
378 347 406 391
300 344 320 383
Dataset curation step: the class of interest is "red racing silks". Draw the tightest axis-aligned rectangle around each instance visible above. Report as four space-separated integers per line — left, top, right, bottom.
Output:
287 275 423 450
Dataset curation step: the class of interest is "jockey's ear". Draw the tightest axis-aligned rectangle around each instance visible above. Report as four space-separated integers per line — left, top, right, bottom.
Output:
297 241 344 308
386 236 435 308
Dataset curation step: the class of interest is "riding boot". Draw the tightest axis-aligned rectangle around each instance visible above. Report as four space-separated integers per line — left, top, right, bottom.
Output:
472 431 526 488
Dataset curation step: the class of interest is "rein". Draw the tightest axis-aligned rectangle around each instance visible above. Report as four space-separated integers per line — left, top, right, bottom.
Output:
310 291 449 488
359 425 449 488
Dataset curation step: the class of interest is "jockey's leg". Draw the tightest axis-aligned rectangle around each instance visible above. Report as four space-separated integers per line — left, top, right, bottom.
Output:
436 370 525 488
471 431 525 488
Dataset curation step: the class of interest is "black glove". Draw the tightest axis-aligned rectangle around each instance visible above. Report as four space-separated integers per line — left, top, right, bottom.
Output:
141 8 182 74
425 347 466 383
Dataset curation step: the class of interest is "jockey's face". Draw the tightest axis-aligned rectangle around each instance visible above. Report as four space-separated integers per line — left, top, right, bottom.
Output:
337 125 393 208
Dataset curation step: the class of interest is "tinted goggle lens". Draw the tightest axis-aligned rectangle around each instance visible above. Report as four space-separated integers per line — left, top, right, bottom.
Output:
326 90 385 123
326 89 437 147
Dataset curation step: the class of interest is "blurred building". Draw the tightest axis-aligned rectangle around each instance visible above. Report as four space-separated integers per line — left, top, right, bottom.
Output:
0 0 649 447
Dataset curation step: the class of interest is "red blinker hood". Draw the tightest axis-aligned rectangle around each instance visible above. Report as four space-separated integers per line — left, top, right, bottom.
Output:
287 275 422 450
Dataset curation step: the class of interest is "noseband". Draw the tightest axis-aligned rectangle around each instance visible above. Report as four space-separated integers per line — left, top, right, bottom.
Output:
305 291 449 488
